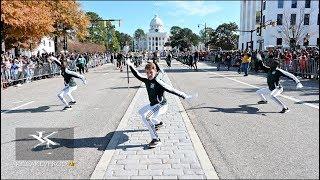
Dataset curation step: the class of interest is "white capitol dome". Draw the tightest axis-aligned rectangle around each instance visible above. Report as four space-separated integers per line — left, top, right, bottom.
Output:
149 15 164 33
150 15 164 27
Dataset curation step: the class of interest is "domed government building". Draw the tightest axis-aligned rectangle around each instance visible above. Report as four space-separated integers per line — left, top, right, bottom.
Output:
134 15 170 52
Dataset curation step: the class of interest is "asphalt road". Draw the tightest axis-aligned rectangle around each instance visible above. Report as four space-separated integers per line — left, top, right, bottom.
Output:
166 60 319 179
1 60 318 179
1 63 141 179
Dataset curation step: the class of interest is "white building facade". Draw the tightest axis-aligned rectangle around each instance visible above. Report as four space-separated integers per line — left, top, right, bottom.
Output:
4 37 55 58
133 15 170 52
238 0 319 51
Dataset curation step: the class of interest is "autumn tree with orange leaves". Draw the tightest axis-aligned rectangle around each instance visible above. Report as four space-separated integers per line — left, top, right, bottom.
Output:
1 0 89 51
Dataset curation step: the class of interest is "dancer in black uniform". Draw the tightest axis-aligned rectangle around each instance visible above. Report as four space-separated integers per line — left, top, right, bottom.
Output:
49 55 87 111
126 59 195 148
256 58 303 113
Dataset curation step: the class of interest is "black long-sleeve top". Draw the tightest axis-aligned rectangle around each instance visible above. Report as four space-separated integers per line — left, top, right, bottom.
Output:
260 62 300 91
129 64 187 106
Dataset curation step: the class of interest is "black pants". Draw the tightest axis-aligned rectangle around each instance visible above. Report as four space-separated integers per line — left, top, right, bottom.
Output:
78 65 85 74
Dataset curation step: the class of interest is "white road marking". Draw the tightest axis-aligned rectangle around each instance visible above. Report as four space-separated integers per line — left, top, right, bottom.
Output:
12 100 24 104
1 101 35 114
205 70 319 110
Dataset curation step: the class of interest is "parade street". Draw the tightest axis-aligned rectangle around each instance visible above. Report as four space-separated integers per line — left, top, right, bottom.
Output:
1 60 319 179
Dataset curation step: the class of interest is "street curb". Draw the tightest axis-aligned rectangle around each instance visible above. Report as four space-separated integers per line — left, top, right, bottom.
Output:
165 78 219 179
90 84 143 179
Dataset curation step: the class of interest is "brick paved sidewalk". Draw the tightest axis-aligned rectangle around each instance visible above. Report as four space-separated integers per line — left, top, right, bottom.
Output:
91 70 218 179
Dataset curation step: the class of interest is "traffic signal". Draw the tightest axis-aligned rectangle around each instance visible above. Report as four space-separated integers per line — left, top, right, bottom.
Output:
256 27 261 36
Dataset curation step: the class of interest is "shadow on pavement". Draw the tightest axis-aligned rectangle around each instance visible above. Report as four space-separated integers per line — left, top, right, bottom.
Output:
295 100 319 104
28 129 149 151
121 76 136 79
209 75 242 78
186 103 278 115
163 68 216 73
109 86 141 90
1 105 61 114
97 85 141 91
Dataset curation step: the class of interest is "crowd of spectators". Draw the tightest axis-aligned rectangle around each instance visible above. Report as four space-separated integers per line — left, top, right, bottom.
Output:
175 47 319 79
1 51 108 89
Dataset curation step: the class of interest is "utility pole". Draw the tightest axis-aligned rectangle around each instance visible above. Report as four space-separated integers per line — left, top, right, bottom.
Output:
90 19 121 53
198 23 208 51
90 19 121 28
205 23 207 51
258 0 263 51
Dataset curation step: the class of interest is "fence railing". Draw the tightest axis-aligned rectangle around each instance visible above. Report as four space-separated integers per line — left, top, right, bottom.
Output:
175 55 319 79
278 58 319 78
1 57 107 89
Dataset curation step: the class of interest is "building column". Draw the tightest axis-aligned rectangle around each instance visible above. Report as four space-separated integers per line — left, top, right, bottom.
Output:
239 1 244 50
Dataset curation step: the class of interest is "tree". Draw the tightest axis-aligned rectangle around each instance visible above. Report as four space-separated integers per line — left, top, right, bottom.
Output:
276 13 312 50
1 0 55 49
46 0 89 40
169 26 199 51
134 29 145 51
1 0 89 51
199 27 214 45
134 29 145 39
110 30 120 52
85 12 112 46
207 22 238 50
115 31 132 50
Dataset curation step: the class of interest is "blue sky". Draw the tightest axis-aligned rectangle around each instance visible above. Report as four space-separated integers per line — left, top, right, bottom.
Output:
79 1 240 36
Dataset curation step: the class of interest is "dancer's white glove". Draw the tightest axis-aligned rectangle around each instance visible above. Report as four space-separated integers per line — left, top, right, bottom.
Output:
80 76 87 85
296 82 303 89
126 59 133 67
185 92 199 102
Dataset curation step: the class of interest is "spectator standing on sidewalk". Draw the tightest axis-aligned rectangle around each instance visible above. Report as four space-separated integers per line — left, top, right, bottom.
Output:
84 53 89 72
216 52 223 71
193 51 199 71
225 53 232 71
165 52 172 68
126 59 195 148
241 52 251 76
3 57 11 82
299 52 308 78
24 58 32 83
16 57 25 85
284 50 293 71
76 54 86 74
10 59 19 85
117 52 124 72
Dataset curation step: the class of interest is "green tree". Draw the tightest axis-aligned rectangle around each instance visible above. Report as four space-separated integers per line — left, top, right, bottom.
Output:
169 26 199 51
134 29 146 39
110 30 120 52
134 29 145 51
85 12 111 45
199 27 214 45
208 22 238 50
115 31 132 50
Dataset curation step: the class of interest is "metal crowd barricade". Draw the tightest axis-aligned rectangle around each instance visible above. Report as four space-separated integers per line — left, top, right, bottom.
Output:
279 58 319 79
1 57 109 89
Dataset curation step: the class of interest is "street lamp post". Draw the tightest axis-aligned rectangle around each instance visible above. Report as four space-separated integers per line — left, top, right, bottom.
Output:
90 19 121 52
238 20 276 52
236 29 255 52
198 23 207 51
